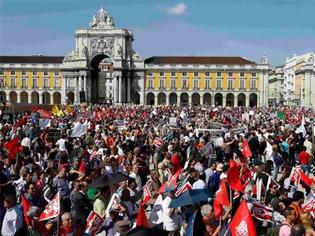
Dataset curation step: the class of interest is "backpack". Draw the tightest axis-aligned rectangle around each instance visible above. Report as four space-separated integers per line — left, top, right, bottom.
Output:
267 223 291 236
273 153 283 166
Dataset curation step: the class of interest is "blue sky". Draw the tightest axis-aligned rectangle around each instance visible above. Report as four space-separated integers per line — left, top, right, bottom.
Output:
0 0 315 66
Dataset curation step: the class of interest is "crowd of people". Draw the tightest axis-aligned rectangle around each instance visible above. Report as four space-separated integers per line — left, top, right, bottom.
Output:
0 104 314 236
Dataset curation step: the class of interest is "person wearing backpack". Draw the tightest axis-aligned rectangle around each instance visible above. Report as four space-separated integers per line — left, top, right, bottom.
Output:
278 207 296 236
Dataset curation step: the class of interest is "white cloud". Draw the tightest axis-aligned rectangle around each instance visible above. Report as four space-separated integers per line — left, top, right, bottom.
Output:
166 3 187 15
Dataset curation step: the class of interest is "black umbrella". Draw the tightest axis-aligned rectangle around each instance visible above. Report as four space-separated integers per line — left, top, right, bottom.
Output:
89 172 133 189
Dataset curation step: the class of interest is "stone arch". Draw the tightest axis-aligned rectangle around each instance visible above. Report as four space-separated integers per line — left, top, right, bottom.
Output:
20 91 28 104
169 92 177 105
132 92 140 104
53 92 61 105
214 93 223 106
157 92 166 105
203 93 211 105
237 93 246 107
180 93 189 105
42 92 51 105
249 93 258 107
226 93 234 107
67 92 75 104
0 91 6 103
192 93 200 105
146 93 154 105
9 91 17 104
31 91 39 104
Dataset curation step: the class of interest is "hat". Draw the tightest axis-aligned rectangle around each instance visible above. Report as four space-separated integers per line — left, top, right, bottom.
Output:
216 163 224 172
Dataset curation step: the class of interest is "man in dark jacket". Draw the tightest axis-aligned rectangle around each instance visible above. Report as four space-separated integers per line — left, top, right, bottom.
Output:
72 181 92 231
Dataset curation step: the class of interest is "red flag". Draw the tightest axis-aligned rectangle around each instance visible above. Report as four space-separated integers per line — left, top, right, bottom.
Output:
85 211 104 236
136 202 149 228
142 185 152 205
4 137 21 161
21 195 31 225
39 192 60 221
175 182 192 197
159 169 181 193
214 180 230 219
242 139 252 158
298 169 312 188
230 200 256 236
302 197 315 213
227 160 244 193
78 160 86 175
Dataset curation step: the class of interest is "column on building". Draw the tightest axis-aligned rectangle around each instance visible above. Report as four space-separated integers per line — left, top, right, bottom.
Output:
166 92 169 105
75 74 79 103
234 94 238 107
211 93 215 107
222 94 226 107
246 95 250 107
154 94 158 106
50 93 54 105
127 78 131 103
118 76 122 103
39 93 43 104
28 93 32 104
17 93 21 103
200 93 204 105
188 94 192 105
112 75 117 104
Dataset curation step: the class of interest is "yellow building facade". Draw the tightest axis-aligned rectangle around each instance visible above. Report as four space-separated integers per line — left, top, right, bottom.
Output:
0 56 65 105
144 56 269 107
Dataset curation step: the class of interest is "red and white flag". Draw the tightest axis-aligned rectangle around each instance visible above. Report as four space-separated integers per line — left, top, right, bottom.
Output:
153 137 164 147
85 211 104 236
39 192 60 221
142 185 152 205
214 180 230 219
105 193 123 216
230 199 256 236
302 191 315 213
175 182 192 197
252 202 273 222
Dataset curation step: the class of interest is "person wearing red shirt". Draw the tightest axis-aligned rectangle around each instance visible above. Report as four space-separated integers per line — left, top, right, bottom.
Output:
298 146 311 174
59 212 83 236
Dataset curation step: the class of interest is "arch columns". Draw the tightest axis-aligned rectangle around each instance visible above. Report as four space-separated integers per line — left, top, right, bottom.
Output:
222 95 226 107
39 93 43 104
127 78 131 103
200 94 204 105
234 95 238 107
188 95 192 105
50 94 54 105
16 93 21 103
246 95 249 107
154 94 158 105
118 76 122 103
28 93 32 103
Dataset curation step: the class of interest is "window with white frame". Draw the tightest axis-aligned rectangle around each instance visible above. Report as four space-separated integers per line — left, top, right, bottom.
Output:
159 72 165 77
182 72 187 77
171 72 176 77
240 72 244 77
240 79 245 89
205 72 210 77
217 72 221 77
159 78 165 89
44 77 49 88
182 79 187 88
216 78 222 89
251 72 256 77
228 72 233 77
55 78 60 88
147 79 153 89
22 77 27 88
33 77 38 88
205 79 210 89
228 79 233 89
193 79 199 89
251 79 256 89
11 77 15 88
171 79 176 89
194 72 198 77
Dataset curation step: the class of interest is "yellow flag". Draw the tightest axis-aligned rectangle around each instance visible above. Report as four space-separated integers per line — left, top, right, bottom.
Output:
65 105 73 114
58 109 64 117
52 105 60 116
